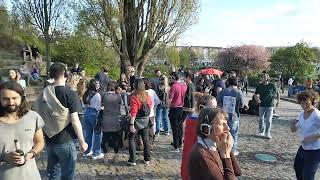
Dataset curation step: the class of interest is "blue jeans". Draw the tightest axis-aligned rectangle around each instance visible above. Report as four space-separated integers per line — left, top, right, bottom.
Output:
227 115 239 152
294 146 320 180
258 107 274 136
288 85 293 97
155 106 169 133
84 107 102 156
47 141 77 180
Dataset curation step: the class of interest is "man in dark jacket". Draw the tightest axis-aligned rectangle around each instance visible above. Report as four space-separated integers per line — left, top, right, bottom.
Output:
182 71 196 122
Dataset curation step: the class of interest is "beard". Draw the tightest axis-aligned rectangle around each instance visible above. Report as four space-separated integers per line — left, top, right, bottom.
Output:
2 105 19 113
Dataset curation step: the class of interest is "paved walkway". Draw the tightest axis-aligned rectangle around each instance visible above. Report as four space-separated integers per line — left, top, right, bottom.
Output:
36 92 320 179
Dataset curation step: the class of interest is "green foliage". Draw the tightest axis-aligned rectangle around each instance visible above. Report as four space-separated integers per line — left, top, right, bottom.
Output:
179 48 191 67
143 64 171 78
247 73 261 87
54 33 119 78
0 6 9 33
270 42 317 81
167 47 180 67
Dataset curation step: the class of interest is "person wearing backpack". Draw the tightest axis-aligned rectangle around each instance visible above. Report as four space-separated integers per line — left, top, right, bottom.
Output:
82 79 103 159
128 79 152 166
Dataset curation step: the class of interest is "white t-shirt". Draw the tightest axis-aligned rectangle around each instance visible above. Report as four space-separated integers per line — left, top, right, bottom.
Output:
288 78 294 85
146 89 160 117
296 109 320 150
88 93 101 111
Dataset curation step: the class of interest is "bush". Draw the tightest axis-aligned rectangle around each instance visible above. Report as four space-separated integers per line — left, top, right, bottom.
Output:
248 73 260 87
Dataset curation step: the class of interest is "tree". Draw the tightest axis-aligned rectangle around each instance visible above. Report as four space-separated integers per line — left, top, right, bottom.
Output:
216 45 270 74
14 0 68 73
271 42 316 80
179 48 191 66
167 47 180 67
80 0 199 77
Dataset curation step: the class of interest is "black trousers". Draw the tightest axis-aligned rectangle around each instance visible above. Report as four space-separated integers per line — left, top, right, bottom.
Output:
294 146 320 180
128 127 151 162
101 131 122 153
169 107 183 149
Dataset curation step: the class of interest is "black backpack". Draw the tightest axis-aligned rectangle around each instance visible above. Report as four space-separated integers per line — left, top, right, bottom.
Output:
137 102 150 118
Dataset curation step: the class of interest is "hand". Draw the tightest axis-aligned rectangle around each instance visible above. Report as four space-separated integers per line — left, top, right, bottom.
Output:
25 152 34 161
217 132 233 158
130 125 136 133
3 152 25 165
16 73 21 81
79 140 88 153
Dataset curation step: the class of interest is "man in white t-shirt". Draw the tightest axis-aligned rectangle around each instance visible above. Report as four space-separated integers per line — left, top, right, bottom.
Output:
288 76 295 97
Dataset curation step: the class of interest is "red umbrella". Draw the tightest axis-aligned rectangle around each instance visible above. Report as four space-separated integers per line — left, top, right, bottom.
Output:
199 68 223 75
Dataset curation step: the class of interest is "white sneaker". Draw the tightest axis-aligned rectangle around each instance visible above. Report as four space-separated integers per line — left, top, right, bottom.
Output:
144 160 150 165
256 132 265 137
233 151 239 156
265 134 272 139
170 148 180 153
127 160 136 166
83 151 93 157
92 153 104 160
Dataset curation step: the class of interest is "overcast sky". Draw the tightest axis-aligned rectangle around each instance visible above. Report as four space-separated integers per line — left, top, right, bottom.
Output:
178 0 320 47
4 0 319 47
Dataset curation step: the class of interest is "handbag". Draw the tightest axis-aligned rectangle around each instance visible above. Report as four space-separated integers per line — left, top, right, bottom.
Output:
119 95 131 131
134 102 150 130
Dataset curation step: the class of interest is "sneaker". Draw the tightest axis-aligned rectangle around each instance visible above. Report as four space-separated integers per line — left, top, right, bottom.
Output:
155 133 160 137
265 134 272 139
164 132 170 136
144 160 150 165
256 132 265 137
170 148 180 153
127 160 136 166
273 114 279 118
92 153 104 160
113 154 119 163
233 151 239 156
83 151 93 157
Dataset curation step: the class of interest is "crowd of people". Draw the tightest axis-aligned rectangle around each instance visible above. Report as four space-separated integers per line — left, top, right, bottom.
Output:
0 62 320 180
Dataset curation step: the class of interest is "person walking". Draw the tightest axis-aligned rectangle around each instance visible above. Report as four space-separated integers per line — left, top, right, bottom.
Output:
169 72 187 152
254 73 280 139
291 91 320 180
0 81 45 180
217 77 244 156
32 63 88 180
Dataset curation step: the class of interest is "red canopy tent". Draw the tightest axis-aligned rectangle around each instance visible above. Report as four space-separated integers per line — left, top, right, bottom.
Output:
199 68 223 75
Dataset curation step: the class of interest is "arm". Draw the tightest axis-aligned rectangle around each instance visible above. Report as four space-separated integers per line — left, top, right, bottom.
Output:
70 112 87 152
25 129 44 161
230 152 242 176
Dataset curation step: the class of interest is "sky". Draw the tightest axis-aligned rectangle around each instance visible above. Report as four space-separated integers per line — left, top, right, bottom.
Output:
178 0 320 47
3 0 319 47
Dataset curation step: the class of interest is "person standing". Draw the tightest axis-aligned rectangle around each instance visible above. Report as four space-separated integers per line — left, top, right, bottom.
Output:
128 79 152 166
95 66 111 94
169 72 187 152
291 91 320 180
32 63 88 180
0 81 45 180
82 79 103 159
217 77 244 156
182 72 196 122
254 73 280 139
155 75 171 136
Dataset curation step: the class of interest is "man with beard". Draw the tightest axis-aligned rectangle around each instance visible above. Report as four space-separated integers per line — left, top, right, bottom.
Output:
0 81 45 180
32 63 88 180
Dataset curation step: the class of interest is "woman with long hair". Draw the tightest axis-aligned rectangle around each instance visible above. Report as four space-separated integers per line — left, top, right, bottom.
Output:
291 91 320 180
82 79 103 159
8 69 26 90
187 108 241 179
127 79 152 166
155 75 171 136
181 93 217 180
66 73 80 91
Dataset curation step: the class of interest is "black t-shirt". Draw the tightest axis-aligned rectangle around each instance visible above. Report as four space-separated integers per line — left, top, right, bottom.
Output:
45 86 81 144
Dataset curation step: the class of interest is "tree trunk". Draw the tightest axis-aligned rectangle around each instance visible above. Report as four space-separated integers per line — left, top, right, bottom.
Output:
45 34 51 75
120 54 132 78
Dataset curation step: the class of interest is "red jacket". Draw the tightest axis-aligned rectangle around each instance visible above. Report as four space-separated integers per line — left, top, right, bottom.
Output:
181 113 199 180
130 94 152 118
169 81 187 107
